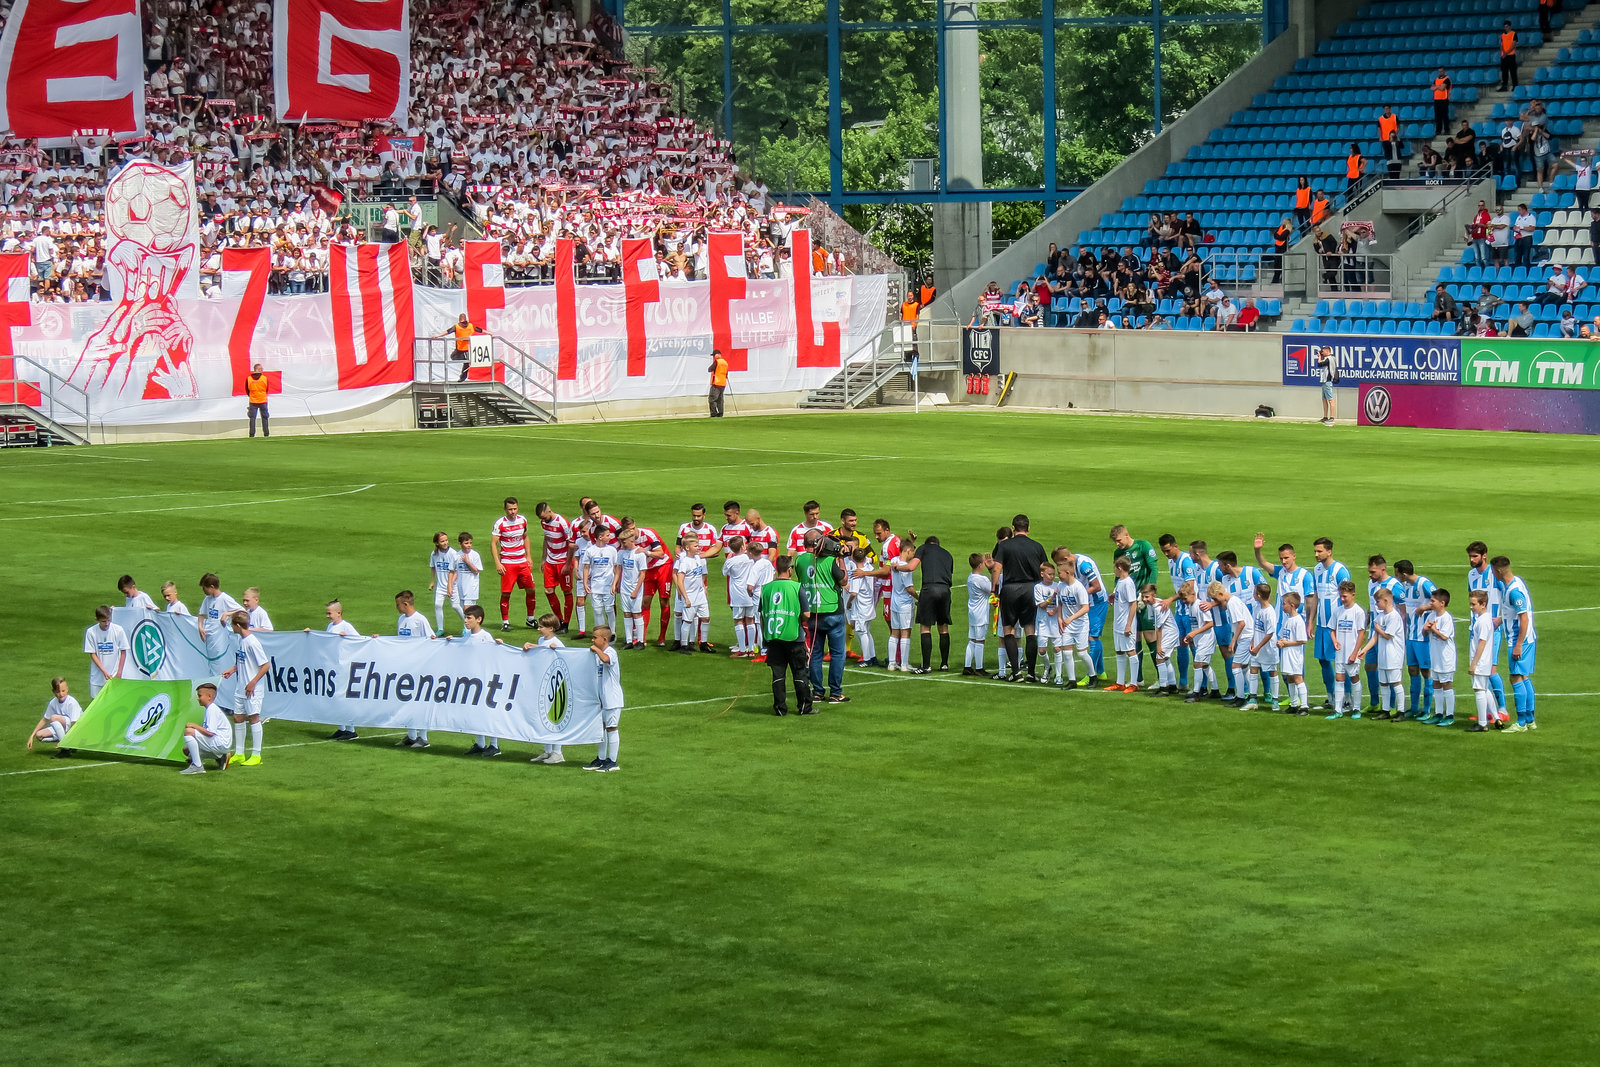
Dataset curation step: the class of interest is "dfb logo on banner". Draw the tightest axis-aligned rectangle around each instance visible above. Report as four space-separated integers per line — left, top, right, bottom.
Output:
962 328 1000 376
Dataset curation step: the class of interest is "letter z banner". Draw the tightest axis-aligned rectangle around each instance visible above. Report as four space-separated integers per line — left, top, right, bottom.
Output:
0 0 145 139
273 0 409 124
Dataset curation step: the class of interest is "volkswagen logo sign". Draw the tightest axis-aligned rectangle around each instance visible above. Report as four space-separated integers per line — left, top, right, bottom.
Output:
1363 385 1391 426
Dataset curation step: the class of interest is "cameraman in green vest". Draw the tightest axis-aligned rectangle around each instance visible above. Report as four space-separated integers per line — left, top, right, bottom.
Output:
761 556 813 715
795 529 851 704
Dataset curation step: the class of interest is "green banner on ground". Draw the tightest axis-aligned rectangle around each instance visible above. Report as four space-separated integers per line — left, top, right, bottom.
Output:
1460 338 1600 389
61 679 212 763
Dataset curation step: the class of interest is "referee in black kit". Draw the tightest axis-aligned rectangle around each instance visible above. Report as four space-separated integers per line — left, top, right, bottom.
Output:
914 535 955 672
994 514 1047 682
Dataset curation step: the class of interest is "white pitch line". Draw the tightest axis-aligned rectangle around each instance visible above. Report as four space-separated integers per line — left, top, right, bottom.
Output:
0 484 377 522
630 677 900 711
0 731 405 778
488 432 905 461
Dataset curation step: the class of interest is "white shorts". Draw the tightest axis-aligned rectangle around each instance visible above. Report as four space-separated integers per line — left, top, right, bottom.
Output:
1113 628 1137 653
89 678 105 697
1335 651 1360 675
1279 648 1305 676
45 720 67 742
591 593 615 616
889 602 913 629
1471 672 1493 691
195 731 231 757
1190 636 1216 662
1432 671 1455 684
1036 619 1061 643
1253 646 1279 669
851 614 873 632
434 586 449 604
681 597 709 622
731 598 755 618
1379 667 1403 685
602 705 621 729
573 572 587 597
234 690 264 719
622 589 643 614
968 620 989 642
452 589 478 608
1156 634 1179 659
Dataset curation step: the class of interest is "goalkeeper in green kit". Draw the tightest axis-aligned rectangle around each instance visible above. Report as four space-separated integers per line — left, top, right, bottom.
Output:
1111 524 1161 686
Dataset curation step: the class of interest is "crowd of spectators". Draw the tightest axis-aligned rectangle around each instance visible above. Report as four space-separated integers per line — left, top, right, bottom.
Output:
0 0 803 301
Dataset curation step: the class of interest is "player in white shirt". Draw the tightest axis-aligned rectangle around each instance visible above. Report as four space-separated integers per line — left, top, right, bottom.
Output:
178 682 235 774
1109 559 1141 691
526 613 568 764
964 553 999 675
585 525 620 635
887 542 920 671
196 573 243 666
722 536 760 656
582 626 624 772
222 612 270 765
453 532 483 616
843 546 878 667
1241 584 1280 711
1160 536 1200 687
428 531 460 633
1466 589 1500 731
1394 560 1437 719
1216 552 1265 701
1274 592 1310 714
671 536 710 655
82 605 129 697
1466 540 1508 719
1180 582 1219 701
28 677 83 752
1420 588 1459 728
242 587 273 633
743 541 776 658
1363 555 1404 715
159 580 190 616
570 519 595 637
449 606 503 757
1327 580 1367 719
118 575 157 613
615 529 649 650
1140 585 1182 694
1055 566 1097 687
1033 563 1063 684
318 600 363 741
678 504 721 648
1358 588 1405 720
1208 580 1254 706
392 591 436 747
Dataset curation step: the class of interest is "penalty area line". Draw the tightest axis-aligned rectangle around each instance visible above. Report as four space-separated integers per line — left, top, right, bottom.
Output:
0 484 377 522
0 731 406 778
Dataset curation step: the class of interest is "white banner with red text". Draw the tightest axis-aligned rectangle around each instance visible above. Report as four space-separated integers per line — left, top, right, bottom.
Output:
3 243 888 425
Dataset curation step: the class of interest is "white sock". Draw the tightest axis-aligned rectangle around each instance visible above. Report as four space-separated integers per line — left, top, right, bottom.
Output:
1476 689 1491 725
607 729 619 762
184 735 202 766
1334 677 1346 710
1268 673 1280 701
417 729 429 741
680 619 695 646
899 636 911 667
435 603 445 631
1189 666 1204 693
232 722 245 755
1349 678 1362 710
997 645 1010 673
858 629 875 662
1116 653 1128 685
249 721 263 756
577 604 587 632
476 734 489 746
1441 689 1455 719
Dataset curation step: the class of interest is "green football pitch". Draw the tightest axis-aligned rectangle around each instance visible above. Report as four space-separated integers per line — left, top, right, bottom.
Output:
3 411 1597 1066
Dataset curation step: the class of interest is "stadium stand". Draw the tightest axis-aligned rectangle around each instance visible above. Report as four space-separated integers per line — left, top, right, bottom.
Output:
0 0 797 302
997 0 1600 333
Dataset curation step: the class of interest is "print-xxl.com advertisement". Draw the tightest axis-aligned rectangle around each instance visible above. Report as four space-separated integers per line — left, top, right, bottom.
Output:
1281 335 1461 386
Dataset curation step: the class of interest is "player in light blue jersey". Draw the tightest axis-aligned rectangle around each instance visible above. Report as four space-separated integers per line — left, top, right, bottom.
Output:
1467 541 1509 719
1308 537 1350 709
1492 555 1537 730
1253 535 1314 622
1062 548 1109 676
1364 555 1404 713
1190 540 1229 699
1160 534 1199 687
1216 551 1265 706
1394 560 1437 719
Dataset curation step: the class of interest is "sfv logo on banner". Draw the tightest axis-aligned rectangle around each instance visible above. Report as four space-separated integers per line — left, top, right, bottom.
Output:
1281 335 1460 386
0 0 146 139
273 0 409 124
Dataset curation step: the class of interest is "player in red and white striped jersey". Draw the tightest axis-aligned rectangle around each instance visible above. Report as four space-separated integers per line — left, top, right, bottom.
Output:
874 518 907 623
786 500 834 554
744 508 779 562
720 500 753 553
580 498 622 537
535 501 574 631
629 520 675 645
492 496 538 631
678 504 721 648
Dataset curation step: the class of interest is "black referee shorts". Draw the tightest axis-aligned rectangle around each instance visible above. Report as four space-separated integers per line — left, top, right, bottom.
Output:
916 584 952 626
998 584 1033 627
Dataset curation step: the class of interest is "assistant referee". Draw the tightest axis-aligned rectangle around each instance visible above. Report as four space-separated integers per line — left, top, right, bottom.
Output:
913 535 955 672
994 514 1047 682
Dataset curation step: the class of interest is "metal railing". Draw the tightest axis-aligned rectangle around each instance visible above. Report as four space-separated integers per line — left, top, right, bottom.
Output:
1399 164 1494 244
1204 250 1285 298
1306 251 1406 299
0 354 90 444
822 317 960 409
413 335 557 424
